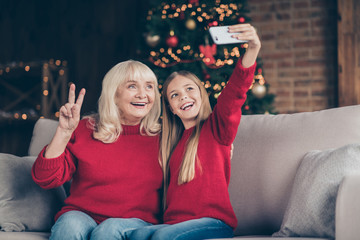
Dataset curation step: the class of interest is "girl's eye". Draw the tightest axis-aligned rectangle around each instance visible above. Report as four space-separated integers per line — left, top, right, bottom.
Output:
187 87 194 91
170 93 178 99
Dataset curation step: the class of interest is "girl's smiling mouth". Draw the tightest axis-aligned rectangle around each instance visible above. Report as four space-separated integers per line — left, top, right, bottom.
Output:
181 102 194 110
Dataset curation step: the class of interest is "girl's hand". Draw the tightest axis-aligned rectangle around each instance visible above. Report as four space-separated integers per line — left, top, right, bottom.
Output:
228 24 261 68
58 83 86 136
228 23 261 50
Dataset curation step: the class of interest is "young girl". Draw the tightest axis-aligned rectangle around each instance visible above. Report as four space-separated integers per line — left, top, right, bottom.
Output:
32 60 163 240
128 23 261 240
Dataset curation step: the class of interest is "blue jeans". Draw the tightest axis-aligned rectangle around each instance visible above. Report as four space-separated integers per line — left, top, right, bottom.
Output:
126 217 233 240
49 210 152 240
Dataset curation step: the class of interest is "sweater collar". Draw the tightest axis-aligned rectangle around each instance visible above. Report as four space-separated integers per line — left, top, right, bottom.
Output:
183 125 195 137
121 124 141 135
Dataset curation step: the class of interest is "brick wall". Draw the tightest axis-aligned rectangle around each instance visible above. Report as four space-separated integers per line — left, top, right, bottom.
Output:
248 0 338 113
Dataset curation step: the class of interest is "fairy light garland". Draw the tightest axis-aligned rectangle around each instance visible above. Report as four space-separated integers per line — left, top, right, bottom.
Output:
0 59 68 120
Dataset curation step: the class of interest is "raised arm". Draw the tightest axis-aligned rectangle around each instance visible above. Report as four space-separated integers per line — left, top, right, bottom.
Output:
228 23 261 68
210 24 260 145
44 83 86 158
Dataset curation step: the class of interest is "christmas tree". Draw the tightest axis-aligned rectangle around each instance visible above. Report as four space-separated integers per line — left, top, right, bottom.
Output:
138 0 275 114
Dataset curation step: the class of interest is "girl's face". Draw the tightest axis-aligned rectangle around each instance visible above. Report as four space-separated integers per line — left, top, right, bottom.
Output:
115 78 155 125
167 75 202 129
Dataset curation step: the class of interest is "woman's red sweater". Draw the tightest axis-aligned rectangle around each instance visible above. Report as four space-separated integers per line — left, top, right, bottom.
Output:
32 119 163 224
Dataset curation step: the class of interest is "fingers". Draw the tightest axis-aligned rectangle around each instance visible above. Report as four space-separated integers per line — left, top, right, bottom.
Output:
75 88 86 107
228 23 252 33
63 84 86 120
68 83 76 104
60 104 73 118
72 88 86 120
228 24 257 39
228 23 261 50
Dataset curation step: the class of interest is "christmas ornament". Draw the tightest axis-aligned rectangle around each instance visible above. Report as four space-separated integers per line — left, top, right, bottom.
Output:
203 70 211 80
179 11 185 20
208 21 218 27
166 35 179 48
145 34 160 48
238 17 246 23
199 44 217 66
189 0 199 5
251 82 267 99
186 19 196 30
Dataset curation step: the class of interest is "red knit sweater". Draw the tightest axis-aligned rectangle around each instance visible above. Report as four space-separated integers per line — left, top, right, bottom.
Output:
163 60 256 229
32 119 163 224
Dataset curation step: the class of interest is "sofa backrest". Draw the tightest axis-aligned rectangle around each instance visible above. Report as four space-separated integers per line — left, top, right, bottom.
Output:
229 105 360 236
28 106 360 236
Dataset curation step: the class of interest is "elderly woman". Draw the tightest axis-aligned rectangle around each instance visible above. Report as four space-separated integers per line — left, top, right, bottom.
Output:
32 60 162 240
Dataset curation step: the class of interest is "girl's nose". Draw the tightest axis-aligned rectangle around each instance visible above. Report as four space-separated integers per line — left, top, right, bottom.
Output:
180 94 188 101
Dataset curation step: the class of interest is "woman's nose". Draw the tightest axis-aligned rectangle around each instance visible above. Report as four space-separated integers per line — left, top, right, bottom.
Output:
136 88 147 99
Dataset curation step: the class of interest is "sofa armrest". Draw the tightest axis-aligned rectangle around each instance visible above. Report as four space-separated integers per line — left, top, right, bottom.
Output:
336 174 360 240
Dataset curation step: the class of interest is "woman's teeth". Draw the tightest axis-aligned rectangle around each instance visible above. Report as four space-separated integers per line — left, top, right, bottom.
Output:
131 102 146 106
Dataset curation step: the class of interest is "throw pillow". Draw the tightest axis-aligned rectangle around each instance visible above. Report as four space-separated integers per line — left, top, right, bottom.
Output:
0 153 66 232
272 143 360 239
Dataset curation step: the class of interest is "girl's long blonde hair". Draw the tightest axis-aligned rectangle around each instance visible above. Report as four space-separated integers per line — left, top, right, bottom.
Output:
160 71 212 186
87 60 161 143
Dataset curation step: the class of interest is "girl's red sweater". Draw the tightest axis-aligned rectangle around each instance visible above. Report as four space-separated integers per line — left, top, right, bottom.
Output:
32 119 163 224
163 60 256 229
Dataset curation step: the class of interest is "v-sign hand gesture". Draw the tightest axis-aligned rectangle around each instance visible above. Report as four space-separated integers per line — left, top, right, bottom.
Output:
44 84 86 158
59 83 86 134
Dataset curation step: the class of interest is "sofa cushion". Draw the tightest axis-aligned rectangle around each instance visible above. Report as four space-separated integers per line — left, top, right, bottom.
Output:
229 105 360 236
272 143 360 239
0 232 50 240
0 153 66 232
28 118 58 156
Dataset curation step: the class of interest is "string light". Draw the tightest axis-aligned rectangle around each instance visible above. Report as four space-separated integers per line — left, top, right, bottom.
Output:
0 59 68 120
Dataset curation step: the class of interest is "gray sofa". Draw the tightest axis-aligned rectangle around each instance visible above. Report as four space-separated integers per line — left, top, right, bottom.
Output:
1 105 360 240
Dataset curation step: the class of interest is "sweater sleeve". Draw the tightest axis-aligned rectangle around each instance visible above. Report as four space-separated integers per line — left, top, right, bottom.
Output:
31 135 77 189
209 59 256 145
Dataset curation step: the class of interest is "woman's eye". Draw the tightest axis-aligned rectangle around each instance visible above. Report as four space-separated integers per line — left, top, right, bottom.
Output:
187 87 193 91
146 84 154 89
128 85 136 89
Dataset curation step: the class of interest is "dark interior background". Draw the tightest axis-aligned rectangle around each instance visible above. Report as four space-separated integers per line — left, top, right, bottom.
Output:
0 0 152 155
0 0 149 114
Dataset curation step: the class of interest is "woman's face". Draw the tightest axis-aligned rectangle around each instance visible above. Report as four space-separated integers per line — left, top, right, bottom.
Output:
115 77 156 125
166 75 202 129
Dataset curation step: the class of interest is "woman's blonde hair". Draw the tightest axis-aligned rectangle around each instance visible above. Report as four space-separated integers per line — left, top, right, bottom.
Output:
160 71 212 186
88 60 161 143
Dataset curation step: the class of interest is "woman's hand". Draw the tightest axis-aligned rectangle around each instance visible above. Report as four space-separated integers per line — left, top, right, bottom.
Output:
58 83 86 135
228 24 261 68
44 84 86 158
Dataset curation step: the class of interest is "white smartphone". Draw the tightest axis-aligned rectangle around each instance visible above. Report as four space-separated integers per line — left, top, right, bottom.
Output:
209 26 248 45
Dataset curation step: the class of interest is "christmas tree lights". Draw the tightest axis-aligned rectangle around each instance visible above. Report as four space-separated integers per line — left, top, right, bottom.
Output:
138 0 275 114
